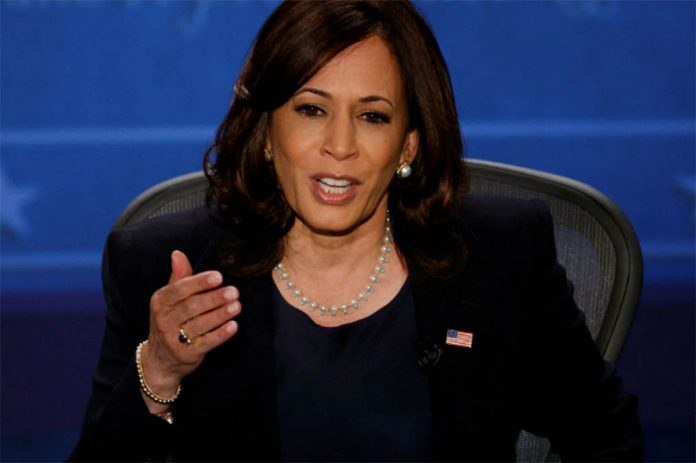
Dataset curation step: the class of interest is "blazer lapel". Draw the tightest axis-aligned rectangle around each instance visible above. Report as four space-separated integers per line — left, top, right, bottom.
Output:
411 240 492 370
412 235 494 460
179 218 497 460
175 237 280 460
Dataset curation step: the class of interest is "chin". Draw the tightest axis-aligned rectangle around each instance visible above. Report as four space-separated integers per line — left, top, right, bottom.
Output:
298 207 367 236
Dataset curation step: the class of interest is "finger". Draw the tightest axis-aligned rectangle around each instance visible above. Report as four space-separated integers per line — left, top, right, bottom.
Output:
160 271 224 306
193 319 239 353
185 301 242 338
166 284 238 323
169 250 193 284
174 285 240 323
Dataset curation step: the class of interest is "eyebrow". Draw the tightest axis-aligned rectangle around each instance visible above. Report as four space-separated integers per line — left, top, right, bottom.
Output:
295 87 396 110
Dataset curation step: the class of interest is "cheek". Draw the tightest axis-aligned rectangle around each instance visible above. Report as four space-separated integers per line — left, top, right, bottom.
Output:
359 124 407 157
272 143 313 200
364 151 400 198
272 117 317 164
376 160 397 190
273 154 303 192
368 137 404 173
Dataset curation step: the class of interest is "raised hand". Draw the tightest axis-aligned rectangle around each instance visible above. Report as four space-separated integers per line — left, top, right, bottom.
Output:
139 250 241 412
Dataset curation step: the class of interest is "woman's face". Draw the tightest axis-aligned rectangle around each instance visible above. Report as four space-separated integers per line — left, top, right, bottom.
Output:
267 36 418 235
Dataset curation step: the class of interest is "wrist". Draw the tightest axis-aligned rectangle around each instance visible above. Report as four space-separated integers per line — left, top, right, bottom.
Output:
140 340 182 396
135 340 181 406
139 390 172 415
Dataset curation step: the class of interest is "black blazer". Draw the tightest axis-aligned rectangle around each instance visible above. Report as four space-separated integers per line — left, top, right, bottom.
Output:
70 197 642 462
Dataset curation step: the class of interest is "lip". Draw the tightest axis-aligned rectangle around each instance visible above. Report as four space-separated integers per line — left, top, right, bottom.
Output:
310 173 360 204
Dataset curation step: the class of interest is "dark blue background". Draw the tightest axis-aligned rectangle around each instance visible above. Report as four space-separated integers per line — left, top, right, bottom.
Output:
1 1 693 460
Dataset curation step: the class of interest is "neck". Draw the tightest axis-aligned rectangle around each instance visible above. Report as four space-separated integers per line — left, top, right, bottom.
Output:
275 203 407 324
283 205 389 273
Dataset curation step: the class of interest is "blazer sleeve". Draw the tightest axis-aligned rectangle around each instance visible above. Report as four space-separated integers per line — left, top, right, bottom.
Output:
68 228 174 462
517 200 643 461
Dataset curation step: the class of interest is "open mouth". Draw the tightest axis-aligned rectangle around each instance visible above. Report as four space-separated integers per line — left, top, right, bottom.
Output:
311 175 360 203
315 177 354 195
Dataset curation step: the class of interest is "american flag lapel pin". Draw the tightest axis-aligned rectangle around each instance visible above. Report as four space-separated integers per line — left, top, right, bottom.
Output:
445 329 474 348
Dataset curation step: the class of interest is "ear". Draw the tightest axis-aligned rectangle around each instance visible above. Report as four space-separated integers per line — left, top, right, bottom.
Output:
264 131 271 153
265 114 274 152
400 129 419 165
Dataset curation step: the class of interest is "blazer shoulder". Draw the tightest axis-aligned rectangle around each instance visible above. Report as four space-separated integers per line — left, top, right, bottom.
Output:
115 204 219 241
108 206 221 261
457 195 553 250
104 206 226 303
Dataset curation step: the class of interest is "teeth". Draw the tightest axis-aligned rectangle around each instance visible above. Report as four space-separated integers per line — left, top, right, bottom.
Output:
318 177 352 187
318 183 350 195
316 177 353 195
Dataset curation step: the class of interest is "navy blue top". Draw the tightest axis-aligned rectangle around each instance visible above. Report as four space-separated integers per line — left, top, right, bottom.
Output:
273 281 433 461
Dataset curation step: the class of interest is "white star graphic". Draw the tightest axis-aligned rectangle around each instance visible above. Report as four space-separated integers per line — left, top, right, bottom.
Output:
0 167 38 238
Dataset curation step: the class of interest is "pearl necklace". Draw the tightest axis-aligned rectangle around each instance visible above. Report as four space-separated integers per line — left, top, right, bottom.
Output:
274 214 394 317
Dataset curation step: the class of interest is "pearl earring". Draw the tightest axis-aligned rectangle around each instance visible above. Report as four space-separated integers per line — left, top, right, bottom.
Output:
396 162 412 179
264 148 273 162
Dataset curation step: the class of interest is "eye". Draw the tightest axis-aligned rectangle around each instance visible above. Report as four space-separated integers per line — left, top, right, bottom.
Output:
295 104 324 118
360 111 391 124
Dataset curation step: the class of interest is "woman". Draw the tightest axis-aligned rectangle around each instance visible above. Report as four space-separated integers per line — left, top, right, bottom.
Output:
70 1 642 461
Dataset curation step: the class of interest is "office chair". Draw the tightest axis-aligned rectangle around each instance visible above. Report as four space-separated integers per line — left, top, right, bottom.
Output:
111 159 643 462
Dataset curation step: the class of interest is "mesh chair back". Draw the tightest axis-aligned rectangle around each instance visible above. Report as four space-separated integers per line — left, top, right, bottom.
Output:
467 161 642 462
468 160 642 361
112 172 207 229
112 159 642 463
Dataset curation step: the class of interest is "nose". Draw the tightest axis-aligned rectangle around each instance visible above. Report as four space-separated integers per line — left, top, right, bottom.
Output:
321 112 357 160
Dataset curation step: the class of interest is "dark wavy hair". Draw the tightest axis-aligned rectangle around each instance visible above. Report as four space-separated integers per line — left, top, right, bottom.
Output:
204 0 468 280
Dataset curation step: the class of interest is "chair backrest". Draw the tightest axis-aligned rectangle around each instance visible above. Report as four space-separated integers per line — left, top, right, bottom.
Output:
112 159 642 462
465 160 642 462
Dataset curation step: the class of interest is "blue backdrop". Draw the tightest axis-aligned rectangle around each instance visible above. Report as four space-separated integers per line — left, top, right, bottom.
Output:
1 1 694 461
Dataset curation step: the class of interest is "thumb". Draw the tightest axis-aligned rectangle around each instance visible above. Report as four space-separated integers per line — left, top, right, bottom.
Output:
169 250 193 283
